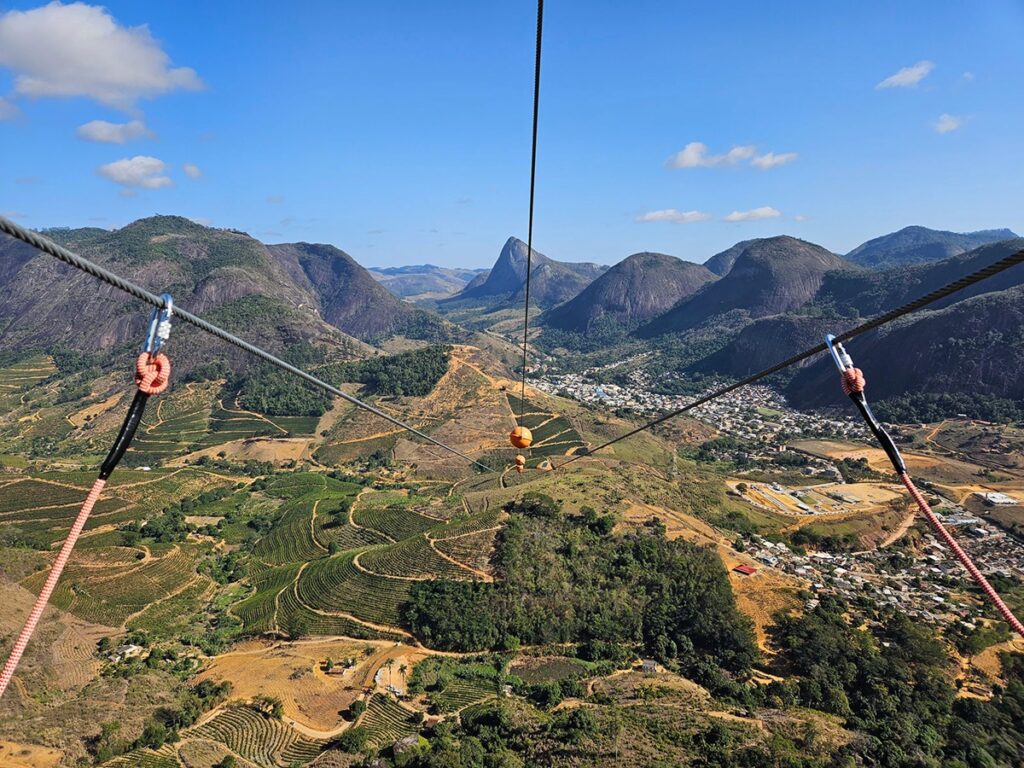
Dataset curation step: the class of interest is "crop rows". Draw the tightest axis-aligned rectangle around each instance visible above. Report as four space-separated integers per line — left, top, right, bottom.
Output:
270 415 320 435
233 563 301 633
360 694 419 748
276 579 402 641
102 744 180 767
0 355 55 388
251 502 325 565
352 503 437 542
429 677 496 713
297 552 411 627
359 536 477 580
190 704 324 767
20 545 198 626
128 576 213 637
429 508 501 539
433 529 498 574
261 472 328 499
314 499 390 551
0 479 89 513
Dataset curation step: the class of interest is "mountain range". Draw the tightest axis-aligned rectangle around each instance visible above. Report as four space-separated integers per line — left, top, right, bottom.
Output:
368 264 486 300
0 217 449 371
2 217 1022 416
845 225 1018 270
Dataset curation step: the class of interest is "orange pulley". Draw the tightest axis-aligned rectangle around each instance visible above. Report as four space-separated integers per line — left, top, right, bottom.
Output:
509 426 533 449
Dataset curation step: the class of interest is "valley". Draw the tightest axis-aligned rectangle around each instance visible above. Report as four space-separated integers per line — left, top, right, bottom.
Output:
0 217 1022 767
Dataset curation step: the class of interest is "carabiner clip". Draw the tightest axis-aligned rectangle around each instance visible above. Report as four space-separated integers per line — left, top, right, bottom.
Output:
143 294 174 355
825 334 854 373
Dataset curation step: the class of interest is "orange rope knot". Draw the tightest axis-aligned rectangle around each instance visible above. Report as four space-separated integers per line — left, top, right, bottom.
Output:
841 367 865 396
135 352 171 395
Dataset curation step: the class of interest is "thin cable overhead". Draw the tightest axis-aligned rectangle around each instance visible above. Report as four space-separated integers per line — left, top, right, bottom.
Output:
555 244 1024 469
518 0 544 419
0 215 495 473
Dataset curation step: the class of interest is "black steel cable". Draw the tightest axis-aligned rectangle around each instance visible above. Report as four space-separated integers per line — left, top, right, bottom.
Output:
518 0 544 419
0 215 495 473
555 244 1024 469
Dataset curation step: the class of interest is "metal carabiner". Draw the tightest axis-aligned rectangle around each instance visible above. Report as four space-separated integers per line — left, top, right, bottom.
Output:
143 294 174 355
824 333 854 373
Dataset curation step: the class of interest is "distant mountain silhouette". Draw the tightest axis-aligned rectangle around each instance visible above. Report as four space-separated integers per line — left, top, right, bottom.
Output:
368 264 486 300
845 225 1018 270
543 252 716 335
638 236 849 336
703 239 757 276
446 237 606 308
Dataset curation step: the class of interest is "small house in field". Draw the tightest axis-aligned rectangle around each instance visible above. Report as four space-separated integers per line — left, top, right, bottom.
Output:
733 564 757 576
640 659 658 674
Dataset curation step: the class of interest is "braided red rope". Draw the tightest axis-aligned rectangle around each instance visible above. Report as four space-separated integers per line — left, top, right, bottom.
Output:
135 352 171 395
900 473 1024 637
0 478 106 698
0 353 171 700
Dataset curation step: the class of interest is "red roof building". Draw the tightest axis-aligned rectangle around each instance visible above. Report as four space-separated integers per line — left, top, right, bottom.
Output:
733 564 757 576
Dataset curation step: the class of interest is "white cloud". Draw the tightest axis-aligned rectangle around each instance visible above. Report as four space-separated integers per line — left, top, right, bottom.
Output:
76 118 152 143
0 2 203 110
751 151 798 170
666 142 756 168
723 206 782 222
635 209 713 224
183 162 202 179
934 113 963 134
876 60 935 89
0 96 19 120
97 155 173 189
793 214 808 222
667 142 796 171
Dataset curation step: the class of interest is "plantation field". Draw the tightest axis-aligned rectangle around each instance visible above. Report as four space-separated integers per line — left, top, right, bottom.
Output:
297 553 411 628
506 393 586 457
0 354 56 390
102 744 179 767
276 576 402 640
509 655 589 685
190 704 325 767
128 576 214 638
360 694 419 748
433 527 498 575
358 535 478 580
20 544 200 627
351 495 438 541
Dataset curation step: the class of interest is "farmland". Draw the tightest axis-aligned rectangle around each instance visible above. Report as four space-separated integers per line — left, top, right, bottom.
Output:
190 704 326 766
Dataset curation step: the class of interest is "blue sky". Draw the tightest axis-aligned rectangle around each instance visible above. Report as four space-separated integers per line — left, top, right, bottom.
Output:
1 1 1022 268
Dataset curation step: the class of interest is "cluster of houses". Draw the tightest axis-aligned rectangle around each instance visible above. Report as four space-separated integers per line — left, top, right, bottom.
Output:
740 517 1021 629
534 368 868 452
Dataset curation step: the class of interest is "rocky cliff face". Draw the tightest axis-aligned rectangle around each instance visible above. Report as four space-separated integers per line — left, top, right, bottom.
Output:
447 236 606 308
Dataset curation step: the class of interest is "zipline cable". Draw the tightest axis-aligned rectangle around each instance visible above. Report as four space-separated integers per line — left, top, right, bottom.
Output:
828 336 1024 637
554 244 1024 469
0 306 174 700
518 0 544 419
0 215 495 474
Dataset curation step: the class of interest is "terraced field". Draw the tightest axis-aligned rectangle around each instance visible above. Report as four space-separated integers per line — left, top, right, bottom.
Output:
429 677 496 713
297 552 411 627
352 493 438 541
505 394 586 457
128 576 214 638
252 500 326 565
359 536 477 580
233 563 301 634
276 577 402 640
0 354 56 392
103 744 180 767
190 705 325 767
360 694 419 748
433 528 499 574
19 544 199 626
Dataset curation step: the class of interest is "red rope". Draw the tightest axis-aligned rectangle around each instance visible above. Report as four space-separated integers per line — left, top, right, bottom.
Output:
0 352 172 700
135 352 171 395
0 478 106 698
900 472 1024 637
